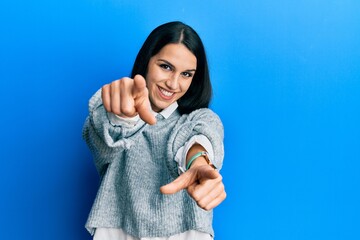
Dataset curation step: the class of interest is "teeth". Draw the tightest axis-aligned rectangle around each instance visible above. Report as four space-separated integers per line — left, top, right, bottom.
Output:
160 87 174 97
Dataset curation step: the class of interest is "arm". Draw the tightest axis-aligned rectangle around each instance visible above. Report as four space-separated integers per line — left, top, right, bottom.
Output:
82 75 156 174
161 143 226 211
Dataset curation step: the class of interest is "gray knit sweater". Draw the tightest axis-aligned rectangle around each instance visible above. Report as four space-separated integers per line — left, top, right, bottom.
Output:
83 90 224 238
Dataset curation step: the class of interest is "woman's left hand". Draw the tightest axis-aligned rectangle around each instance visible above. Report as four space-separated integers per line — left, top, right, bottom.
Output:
160 165 226 211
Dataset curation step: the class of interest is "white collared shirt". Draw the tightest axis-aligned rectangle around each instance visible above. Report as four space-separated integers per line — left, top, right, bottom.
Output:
94 228 212 240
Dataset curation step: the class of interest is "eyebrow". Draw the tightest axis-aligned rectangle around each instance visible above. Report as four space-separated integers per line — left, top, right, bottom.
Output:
158 59 196 72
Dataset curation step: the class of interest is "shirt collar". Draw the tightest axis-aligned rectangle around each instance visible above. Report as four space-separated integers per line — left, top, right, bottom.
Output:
153 101 178 119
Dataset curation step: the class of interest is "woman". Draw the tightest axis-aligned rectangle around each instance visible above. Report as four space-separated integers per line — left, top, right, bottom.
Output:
83 21 226 240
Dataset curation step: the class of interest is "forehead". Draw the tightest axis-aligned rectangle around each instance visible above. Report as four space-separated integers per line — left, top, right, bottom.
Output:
154 43 197 69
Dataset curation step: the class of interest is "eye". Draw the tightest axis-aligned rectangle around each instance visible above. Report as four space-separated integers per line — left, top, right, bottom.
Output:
181 72 193 78
159 64 172 71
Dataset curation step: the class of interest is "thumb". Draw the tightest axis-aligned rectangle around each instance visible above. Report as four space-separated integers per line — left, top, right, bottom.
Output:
197 165 220 180
132 74 147 95
160 170 198 195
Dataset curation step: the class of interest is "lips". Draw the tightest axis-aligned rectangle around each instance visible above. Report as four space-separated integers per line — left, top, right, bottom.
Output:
158 86 175 100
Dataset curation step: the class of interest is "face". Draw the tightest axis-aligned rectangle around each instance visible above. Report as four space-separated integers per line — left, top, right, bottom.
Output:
146 43 197 112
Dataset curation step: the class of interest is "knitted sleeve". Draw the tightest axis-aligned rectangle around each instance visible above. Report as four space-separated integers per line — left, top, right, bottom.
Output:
166 108 225 177
82 89 146 175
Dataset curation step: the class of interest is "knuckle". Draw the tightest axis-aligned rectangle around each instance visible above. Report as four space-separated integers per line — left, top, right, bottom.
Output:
102 84 110 91
197 201 207 210
222 191 227 200
191 192 201 202
203 205 212 211
219 183 225 192
119 78 126 87
112 108 121 116
111 79 120 88
120 106 134 116
120 77 132 86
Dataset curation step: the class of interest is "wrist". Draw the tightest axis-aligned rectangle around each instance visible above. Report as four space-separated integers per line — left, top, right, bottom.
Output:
186 143 216 171
186 151 215 170
189 156 208 168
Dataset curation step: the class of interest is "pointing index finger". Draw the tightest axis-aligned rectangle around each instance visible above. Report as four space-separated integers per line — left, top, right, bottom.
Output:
160 169 198 194
133 75 157 125
132 74 147 96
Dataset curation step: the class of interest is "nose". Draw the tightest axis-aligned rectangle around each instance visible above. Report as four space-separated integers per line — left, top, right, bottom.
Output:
165 73 179 90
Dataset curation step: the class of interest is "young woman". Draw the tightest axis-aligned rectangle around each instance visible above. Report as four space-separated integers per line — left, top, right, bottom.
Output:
83 21 226 240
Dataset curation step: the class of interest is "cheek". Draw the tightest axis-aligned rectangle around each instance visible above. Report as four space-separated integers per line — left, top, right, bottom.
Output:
146 69 163 85
145 71 157 87
182 80 193 92
147 80 157 96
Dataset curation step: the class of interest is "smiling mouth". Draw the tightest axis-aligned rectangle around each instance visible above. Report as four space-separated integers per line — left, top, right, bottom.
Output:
158 86 175 99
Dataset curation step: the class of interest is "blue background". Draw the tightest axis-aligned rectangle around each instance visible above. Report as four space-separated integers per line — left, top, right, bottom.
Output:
1 0 359 239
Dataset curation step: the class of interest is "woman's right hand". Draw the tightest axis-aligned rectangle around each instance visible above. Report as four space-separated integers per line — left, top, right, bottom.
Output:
101 74 157 125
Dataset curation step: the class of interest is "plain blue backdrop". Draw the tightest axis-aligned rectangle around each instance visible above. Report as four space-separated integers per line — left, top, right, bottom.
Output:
1 0 359 239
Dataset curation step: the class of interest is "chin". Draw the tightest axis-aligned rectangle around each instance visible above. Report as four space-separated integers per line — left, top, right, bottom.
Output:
153 101 171 111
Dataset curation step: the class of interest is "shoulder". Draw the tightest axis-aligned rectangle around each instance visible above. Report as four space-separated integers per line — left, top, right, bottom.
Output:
182 108 223 127
171 108 224 140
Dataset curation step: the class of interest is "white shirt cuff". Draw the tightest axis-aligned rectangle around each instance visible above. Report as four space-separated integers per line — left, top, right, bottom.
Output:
107 112 140 128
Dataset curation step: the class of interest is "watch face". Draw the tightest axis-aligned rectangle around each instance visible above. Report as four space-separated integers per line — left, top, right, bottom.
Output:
203 152 216 169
